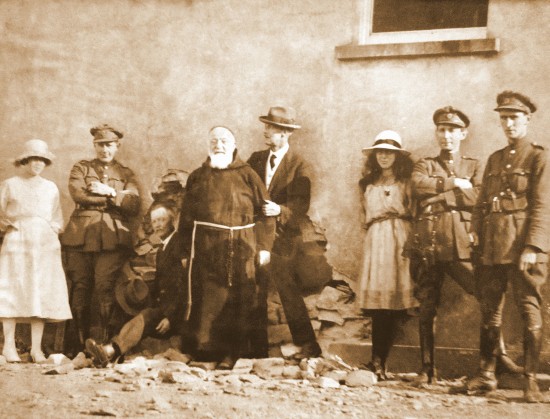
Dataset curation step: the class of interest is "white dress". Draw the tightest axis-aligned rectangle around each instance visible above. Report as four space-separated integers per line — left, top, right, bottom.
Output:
358 181 418 310
0 176 72 321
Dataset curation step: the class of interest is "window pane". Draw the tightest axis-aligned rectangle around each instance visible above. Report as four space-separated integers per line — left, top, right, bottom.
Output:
372 0 489 33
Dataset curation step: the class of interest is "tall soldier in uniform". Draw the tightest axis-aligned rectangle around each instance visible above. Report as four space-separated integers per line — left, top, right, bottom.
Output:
466 92 549 403
62 124 141 351
410 106 518 384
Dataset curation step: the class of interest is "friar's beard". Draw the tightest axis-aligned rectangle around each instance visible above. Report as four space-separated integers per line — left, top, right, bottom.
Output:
209 152 233 169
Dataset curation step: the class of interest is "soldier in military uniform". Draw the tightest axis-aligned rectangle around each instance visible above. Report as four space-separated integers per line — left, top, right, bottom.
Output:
410 106 518 384
61 124 141 351
466 92 549 403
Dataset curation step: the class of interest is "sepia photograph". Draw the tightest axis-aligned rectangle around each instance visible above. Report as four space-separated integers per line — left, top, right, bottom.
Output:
0 0 549 417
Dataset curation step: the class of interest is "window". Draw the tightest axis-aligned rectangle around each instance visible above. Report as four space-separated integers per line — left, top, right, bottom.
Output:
361 0 489 44
336 0 498 59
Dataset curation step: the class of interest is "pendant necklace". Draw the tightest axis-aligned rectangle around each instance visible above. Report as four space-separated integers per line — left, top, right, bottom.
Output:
379 175 395 197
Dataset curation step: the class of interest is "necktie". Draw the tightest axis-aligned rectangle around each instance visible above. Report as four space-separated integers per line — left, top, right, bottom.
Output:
269 154 276 169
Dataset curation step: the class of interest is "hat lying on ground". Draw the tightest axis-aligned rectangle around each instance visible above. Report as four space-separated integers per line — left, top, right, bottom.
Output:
115 277 150 316
14 139 55 166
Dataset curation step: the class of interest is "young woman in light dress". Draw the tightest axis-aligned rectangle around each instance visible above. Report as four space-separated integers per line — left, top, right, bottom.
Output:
0 139 72 363
358 130 418 380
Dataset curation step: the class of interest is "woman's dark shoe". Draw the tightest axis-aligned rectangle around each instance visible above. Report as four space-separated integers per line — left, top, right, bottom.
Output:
364 360 386 381
413 365 437 385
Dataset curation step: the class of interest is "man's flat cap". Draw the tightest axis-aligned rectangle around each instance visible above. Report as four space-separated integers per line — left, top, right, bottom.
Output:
494 91 537 114
90 124 124 142
433 106 470 128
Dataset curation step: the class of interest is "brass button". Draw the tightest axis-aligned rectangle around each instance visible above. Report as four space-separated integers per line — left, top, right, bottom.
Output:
505 164 512 169
510 149 516 154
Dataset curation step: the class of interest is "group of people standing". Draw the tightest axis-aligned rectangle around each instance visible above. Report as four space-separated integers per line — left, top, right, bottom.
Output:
357 90 549 403
0 91 547 404
0 105 323 373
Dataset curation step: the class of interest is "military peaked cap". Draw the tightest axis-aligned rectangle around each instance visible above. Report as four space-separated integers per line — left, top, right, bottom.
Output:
494 91 537 114
433 106 470 128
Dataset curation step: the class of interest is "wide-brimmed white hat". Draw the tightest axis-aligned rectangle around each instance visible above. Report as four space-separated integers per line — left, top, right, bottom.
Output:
362 130 410 155
14 139 55 165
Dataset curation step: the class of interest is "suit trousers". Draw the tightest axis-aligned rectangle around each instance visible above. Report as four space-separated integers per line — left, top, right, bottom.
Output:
477 263 546 330
269 253 316 345
111 308 165 354
64 249 128 310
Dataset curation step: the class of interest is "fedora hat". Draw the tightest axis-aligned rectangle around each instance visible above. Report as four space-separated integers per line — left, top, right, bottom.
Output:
362 130 410 155
115 277 150 316
14 139 55 166
259 106 301 130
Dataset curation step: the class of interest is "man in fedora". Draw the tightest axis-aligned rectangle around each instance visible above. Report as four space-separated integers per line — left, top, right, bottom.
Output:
410 106 519 384
86 202 188 367
61 124 141 352
248 106 323 359
466 92 549 402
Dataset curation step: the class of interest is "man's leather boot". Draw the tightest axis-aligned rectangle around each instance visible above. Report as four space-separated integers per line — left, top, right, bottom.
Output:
85 338 115 368
466 326 499 392
496 331 522 374
414 317 437 385
523 327 544 403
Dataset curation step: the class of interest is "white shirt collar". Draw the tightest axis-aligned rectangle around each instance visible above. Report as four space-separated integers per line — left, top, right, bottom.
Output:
269 143 290 160
161 230 176 250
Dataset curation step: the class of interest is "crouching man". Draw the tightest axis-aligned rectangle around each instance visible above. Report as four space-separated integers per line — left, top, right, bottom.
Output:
85 202 188 367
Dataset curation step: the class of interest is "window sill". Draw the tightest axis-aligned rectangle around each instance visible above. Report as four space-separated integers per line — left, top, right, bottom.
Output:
335 38 499 60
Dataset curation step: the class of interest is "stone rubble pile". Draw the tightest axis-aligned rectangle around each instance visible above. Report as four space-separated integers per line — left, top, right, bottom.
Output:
268 271 369 354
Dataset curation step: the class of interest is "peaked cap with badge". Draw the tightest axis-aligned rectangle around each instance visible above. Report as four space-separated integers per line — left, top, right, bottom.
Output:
90 124 124 143
494 91 537 114
433 106 470 128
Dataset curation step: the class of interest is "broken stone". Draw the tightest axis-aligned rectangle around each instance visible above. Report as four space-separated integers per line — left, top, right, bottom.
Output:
94 390 112 398
238 374 264 385
148 395 172 412
304 294 320 319
316 286 347 311
162 361 190 373
317 319 367 342
158 348 192 364
232 358 254 373
188 361 217 371
252 358 285 379
158 370 177 384
311 320 322 332
84 408 118 417
282 365 302 379
344 370 377 387
280 343 301 358
321 369 348 383
71 352 92 370
43 363 75 375
222 375 242 395
317 309 345 326
45 353 71 365
315 377 340 389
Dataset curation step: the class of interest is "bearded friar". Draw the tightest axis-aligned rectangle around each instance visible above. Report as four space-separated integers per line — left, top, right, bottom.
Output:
177 126 275 369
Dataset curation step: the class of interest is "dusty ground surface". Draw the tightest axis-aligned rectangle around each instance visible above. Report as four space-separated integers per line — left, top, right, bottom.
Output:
1 354 549 419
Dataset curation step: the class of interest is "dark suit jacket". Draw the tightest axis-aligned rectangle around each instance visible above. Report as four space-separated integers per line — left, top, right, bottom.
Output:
248 148 313 254
151 232 186 330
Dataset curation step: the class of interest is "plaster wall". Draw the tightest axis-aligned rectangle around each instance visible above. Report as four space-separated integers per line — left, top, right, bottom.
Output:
1 0 549 351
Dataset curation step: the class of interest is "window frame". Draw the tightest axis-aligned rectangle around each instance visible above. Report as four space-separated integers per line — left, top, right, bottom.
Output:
359 0 488 45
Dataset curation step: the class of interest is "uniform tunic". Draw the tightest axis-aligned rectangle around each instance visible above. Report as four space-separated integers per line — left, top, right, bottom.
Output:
0 176 72 321
358 181 417 310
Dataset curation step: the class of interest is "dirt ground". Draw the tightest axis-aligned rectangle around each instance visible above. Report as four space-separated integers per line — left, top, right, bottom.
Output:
1 356 549 419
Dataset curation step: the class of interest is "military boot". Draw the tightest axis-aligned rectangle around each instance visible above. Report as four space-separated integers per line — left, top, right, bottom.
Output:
496 331 522 374
523 327 544 403
414 317 437 385
466 326 499 392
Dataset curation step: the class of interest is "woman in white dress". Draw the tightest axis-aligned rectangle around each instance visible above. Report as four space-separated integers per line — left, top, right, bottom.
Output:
0 139 72 363
358 130 417 380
